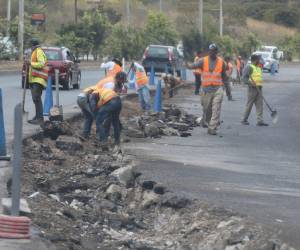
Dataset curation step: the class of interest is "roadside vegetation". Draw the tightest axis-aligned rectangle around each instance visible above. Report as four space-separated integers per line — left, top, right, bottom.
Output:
0 0 300 60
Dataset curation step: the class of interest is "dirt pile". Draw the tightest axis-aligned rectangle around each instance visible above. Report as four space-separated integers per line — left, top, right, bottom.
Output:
124 105 199 139
15 116 293 250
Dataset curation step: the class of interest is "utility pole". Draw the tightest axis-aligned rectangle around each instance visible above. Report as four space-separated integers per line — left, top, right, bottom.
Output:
18 0 24 60
219 0 223 37
75 0 78 24
159 0 162 12
126 0 130 27
6 0 11 37
198 0 203 34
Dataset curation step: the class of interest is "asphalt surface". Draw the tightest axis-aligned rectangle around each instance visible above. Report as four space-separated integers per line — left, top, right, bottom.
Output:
125 63 300 249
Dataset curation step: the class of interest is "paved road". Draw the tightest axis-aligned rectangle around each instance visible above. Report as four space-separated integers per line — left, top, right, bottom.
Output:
126 63 300 248
0 69 107 143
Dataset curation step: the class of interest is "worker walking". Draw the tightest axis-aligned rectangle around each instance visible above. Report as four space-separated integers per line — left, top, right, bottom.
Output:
129 62 151 112
187 44 227 135
77 72 127 139
100 58 123 77
225 56 234 101
235 56 244 84
241 54 268 126
27 38 48 125
193 51 202 95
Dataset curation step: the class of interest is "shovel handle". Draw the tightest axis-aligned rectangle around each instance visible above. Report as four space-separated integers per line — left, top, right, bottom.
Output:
22 64 29 113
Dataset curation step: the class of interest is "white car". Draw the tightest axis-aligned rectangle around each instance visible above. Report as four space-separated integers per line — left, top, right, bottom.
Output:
249 51 279 73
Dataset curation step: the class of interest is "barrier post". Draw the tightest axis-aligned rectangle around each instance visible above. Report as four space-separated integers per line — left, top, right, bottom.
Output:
43 76 53 116
11 103 23 216
149 64 155 86
153 80 162 112
0 88 10 161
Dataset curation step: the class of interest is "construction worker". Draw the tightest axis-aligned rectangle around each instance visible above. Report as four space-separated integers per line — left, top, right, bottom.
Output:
27 38 48 125
193 51 202 95
129 62 151 112
225 56 234 101
100 58 122 77
241 54 268 126
77 72 127 138
93 73 126 148
187 44 227 135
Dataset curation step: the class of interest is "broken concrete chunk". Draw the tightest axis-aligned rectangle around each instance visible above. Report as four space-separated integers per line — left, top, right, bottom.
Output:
111 165 136 187
55 136 82 151
160 194 191 209
144 124 161 138
153 184 166 195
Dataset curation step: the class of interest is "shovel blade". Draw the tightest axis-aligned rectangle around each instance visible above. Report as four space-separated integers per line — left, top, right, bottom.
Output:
271 110 278 124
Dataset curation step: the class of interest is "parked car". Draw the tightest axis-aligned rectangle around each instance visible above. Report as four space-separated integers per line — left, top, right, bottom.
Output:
22 46 81 90
142 45 184 76
0 36 18 60
248 51 279 73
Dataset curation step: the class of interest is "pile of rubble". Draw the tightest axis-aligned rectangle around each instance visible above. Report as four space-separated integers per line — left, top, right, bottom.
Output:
14 117 292 250
124 105 199 139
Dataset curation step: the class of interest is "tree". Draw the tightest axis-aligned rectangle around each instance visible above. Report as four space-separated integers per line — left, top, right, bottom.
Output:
144 12 178 46
216 35 237 57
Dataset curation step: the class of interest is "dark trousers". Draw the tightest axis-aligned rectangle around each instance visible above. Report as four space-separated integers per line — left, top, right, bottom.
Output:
96 97 122 144
30 83 44 119
194 74 201 95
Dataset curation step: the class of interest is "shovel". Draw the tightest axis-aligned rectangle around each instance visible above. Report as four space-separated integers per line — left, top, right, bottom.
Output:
22 64 29 121
262 95 278 124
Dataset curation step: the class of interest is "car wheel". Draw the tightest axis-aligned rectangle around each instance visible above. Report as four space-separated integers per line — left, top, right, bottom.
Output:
73 72 81 89
63 75 72 90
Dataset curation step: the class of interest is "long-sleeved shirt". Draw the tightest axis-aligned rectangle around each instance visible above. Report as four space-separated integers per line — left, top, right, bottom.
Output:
242 64 254 86
190 56 228 92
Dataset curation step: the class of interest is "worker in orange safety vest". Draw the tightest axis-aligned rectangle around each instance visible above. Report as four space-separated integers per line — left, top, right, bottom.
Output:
225 56 234 101
129 62 151 112
187 44 227 135
100 58 123 77
193 51 202 95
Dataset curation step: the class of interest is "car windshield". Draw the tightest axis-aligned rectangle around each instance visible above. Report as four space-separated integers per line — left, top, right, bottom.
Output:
44 50 62 61
148 47 169 57
256 53 270 59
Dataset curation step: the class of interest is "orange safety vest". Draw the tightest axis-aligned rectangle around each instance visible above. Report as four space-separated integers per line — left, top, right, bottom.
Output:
136 71 148 87
193 56 202 75
93 88 118 109
107 64 122 77
236 59 241 73
31 48 49 80
96 76 114 89
201 56 224 87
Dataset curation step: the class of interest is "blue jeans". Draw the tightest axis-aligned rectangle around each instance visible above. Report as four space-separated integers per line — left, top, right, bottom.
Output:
77 95 94 136
137 86 151 111
96 97 122 144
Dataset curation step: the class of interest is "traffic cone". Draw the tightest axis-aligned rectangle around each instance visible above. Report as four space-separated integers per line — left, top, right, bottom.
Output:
149 64 155 86
43 76 53 116
181 68 187 81
0 88 8 161
129 70 136 89
153 80 162 112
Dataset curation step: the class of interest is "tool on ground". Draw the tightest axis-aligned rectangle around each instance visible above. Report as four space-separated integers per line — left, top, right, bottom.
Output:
262 95 278 124
22 64 29 120
49 69 63 121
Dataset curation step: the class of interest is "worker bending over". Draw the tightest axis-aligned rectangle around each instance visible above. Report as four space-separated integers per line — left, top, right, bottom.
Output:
100 58 123 77
187 44 227 135
77 72 127 139
129 62 151 112
241 54 268 126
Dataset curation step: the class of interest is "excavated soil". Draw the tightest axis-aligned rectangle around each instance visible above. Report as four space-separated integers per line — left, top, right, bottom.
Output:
17 89 293 250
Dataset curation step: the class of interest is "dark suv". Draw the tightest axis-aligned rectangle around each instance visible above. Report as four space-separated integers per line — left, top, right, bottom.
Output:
22 47 81 90
142 45 184 76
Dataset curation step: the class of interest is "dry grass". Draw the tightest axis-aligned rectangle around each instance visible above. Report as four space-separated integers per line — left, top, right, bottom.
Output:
246 18 296 43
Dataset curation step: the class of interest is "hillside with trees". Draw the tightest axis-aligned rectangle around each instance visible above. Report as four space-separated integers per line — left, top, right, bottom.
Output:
0 0 300 60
